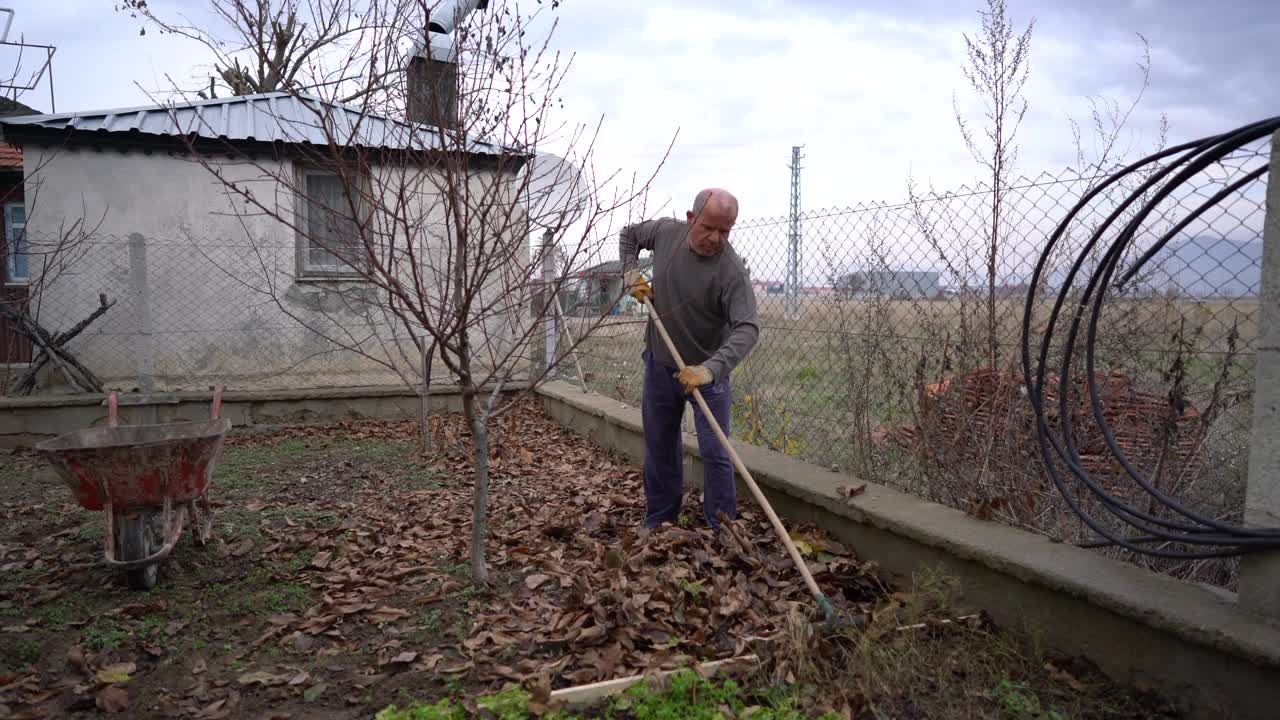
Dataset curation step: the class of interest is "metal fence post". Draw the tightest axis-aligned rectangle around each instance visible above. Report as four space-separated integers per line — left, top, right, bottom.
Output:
126 232 154 394
1239 129 1280 618
541 228 557 375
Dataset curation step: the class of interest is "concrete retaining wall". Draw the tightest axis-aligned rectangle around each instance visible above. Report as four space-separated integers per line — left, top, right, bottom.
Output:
537 380 1280 720
0 383 527 448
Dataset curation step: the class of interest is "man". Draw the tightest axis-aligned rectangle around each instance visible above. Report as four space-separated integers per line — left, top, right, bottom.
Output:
619 188 760 530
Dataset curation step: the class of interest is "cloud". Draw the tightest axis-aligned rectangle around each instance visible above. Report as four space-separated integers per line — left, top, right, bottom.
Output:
10 0 1276 272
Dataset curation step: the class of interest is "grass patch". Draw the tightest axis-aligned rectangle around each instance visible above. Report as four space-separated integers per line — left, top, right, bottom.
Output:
216 439 309 490
81 618 129 652
222 568 313 615
1 638 42 671
375 673 820 720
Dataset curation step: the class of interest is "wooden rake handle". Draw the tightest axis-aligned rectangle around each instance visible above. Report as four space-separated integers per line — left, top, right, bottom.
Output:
640 297 834 617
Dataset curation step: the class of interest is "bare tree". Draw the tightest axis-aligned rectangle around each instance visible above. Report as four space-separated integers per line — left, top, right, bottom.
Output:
153 0 668 582
954 0 1034 369
115 0 416 103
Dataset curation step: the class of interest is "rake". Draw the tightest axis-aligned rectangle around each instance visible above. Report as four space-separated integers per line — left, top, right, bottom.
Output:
640 296 848 630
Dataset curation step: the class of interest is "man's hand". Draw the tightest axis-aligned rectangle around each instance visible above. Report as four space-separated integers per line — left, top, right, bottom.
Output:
674 365 714 394
624 269 653 303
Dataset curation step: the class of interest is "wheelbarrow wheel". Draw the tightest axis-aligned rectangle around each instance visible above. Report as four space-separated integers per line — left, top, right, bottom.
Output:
118 511 159 590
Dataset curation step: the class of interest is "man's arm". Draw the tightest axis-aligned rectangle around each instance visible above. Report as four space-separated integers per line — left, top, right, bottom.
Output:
618 218 670 271
702 270 760 382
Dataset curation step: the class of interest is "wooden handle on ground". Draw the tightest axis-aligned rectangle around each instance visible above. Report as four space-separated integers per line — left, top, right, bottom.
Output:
640 297 829 608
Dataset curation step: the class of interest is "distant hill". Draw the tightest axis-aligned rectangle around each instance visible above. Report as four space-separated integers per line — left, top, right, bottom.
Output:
1146 236 1262 298
1044 236 1263 298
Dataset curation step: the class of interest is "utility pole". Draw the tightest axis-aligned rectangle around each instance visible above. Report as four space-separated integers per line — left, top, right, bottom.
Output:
787 146 805 321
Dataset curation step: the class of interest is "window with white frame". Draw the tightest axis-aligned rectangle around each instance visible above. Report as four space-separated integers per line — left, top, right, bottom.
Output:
3 202 26 284
298 168 364 277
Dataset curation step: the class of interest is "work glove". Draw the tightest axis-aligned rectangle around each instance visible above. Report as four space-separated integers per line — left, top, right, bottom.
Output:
674 365 714 394
624 269 653 304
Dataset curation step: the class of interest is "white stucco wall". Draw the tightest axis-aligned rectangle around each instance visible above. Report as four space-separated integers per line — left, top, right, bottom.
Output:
21 144 530 392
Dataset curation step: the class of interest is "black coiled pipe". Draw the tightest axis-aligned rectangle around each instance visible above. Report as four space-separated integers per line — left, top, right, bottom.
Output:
1021 116 1280 558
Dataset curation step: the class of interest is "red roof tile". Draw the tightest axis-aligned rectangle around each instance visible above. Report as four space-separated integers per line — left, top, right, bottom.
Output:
0 144 20 169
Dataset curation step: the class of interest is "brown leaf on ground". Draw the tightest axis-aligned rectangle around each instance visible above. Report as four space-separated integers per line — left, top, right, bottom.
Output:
66 644 87 674
95 685 128 713
838 484 867 502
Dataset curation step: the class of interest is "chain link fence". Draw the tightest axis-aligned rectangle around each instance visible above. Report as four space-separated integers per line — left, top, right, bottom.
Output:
563 149 1270 588
0 234 436 394
0 145 1269 587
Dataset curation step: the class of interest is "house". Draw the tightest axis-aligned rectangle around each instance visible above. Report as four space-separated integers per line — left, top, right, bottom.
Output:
0 97 38 368
833 269 941 299
0 90 527 392
563 256 653 317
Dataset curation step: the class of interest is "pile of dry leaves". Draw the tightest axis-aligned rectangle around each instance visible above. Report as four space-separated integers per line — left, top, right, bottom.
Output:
256 402 890 689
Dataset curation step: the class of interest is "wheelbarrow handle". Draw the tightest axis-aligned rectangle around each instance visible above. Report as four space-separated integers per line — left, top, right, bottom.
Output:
211 385 224 420
108 391 119 428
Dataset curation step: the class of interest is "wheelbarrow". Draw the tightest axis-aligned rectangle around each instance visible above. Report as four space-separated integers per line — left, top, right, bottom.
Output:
34 387 231 590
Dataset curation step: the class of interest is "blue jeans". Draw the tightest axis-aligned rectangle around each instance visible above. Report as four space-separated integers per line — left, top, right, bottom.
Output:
641 348 736 529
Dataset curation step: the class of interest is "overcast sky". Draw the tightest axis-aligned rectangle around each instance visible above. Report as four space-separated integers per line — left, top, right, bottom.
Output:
6 0 1278 253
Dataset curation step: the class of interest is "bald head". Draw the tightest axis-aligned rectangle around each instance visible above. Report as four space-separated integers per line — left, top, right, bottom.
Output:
692 188 739 218
687 187 738 257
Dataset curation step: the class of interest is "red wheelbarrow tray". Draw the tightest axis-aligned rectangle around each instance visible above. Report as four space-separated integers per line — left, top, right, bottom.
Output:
35 418 232 512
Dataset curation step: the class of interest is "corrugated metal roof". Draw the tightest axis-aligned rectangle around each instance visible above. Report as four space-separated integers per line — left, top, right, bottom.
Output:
0 92 508 156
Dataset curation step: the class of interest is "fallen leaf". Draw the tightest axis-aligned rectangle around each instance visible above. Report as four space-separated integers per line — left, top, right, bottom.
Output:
95 685 129 713
520 448 534 465
838 484 867 502
303 683 327 703
192 659 207 675
310 551 333 570
525 574 551 590
389 651 417 665
95 663 136 684
237 670 286 686
288 671 310 686
1045 660 1087 691
367 606 410 624
66 645 88 674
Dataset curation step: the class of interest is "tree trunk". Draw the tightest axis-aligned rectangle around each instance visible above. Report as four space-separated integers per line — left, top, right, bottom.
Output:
462 387 490 583
420 337 436 454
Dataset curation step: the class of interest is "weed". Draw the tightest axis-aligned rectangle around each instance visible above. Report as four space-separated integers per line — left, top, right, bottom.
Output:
477 688 531 720
74 523 104 545
375 698 466 720
4 638 41 669
284 548 319 573
416 608 443 634
438 560 470 580
81 619 128 651
259 582 312 613
987 678 1066 720
30 597 82 627
676 578 705 603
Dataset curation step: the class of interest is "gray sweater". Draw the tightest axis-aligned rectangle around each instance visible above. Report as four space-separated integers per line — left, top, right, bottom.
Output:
619 217 760 381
